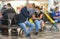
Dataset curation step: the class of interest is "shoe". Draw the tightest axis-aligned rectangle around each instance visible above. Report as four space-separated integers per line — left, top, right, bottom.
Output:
43 26 46 30
26 33 31 37
34 32 38 35
39 29 42 32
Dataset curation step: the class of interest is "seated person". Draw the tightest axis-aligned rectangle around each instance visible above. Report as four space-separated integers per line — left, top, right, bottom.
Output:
1 5 6 13
51 7 59 31
52 7 60 23
32 6 45 35
3 3 16 19
18 4 35 37
2 3 16 25
0 12 3 25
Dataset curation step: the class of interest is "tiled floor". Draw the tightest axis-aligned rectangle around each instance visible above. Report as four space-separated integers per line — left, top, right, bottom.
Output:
0 23 60 39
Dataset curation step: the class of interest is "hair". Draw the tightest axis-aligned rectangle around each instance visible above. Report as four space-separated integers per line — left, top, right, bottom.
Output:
55 7 59 10
7 3 11 7
55 7 59 11
32 3 35 8
35 6 40 10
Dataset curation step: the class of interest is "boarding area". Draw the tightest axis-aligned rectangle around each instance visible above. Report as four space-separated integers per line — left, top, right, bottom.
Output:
0 0 60 39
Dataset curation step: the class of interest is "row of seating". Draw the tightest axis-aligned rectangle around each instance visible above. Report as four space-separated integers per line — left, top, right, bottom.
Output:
0 13 23 36
0 13 57 36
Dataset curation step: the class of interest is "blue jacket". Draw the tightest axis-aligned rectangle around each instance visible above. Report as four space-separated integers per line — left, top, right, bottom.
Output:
52 11 60 17
51 10 56 17
18 7 30 23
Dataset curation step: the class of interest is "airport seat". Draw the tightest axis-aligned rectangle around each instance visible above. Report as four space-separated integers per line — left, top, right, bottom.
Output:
0 13 20 36
7 13 23 36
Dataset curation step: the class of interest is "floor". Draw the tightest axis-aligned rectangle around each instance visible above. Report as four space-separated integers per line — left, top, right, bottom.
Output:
0 23 60 39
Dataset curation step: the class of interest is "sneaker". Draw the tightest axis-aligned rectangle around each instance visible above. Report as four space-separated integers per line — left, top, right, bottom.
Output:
43 26 46 30
26 33 31 37
34 32 38 35
39 29 42 32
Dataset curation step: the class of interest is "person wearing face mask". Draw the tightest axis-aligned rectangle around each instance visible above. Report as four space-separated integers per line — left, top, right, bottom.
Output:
32 6 45 35
0 11 3 25
18 3 35 37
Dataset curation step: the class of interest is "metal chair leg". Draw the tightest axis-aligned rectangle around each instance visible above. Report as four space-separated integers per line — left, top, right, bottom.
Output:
19 28 23 37
50 25 53 31
9 29 11 36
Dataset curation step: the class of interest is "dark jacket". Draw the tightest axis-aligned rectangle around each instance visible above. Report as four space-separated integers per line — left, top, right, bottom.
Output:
18 7 30 23
2 7 16 25
3 8 16 13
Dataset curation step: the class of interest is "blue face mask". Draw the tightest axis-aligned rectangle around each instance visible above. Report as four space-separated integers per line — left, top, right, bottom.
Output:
27 8 35 16
27 8 33 11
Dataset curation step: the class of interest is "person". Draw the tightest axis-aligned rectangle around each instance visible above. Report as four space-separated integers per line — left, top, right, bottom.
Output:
32 3 35 9
32 6 45 35
51 7 59 31
16 5 23 14
1 5 6 13
3 3 16 19
3 3 16 14
0 11 3 25
52 7 60 22
18 3 35 37
2 3 16 25
0 11 3 33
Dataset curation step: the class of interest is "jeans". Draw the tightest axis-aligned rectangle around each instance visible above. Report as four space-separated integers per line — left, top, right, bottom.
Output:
34 20 43 32
18 21 35 35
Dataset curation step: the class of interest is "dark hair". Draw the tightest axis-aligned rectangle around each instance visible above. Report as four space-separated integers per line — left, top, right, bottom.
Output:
7 3 11 7
35 6 40 10
55 7 59 11
55 7 59 9
32 3 35 8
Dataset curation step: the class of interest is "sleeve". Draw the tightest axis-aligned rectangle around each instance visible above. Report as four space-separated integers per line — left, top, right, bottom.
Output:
51 11 55 17
2 10 8 19
12 8 16 13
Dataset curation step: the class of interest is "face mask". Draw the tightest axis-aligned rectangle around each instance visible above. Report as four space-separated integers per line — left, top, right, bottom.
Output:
27 8 33 11
27 8 35 16
35 9 39 13
36 10 38 13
